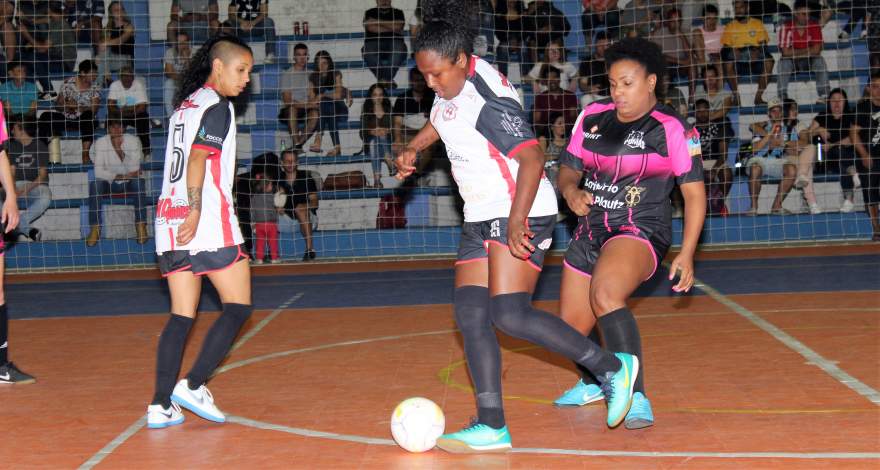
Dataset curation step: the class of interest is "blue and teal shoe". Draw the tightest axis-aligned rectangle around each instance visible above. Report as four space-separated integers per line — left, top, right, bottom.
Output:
553 379 604 407
435 422 512 453
624 392 654 429
599 352 639 428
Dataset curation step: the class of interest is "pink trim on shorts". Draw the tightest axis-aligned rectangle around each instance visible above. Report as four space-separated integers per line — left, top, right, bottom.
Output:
161 264 194 278
195 246 247 276
485 239 542 272
601 234 658 280
455 257 488 266
563 259 592 278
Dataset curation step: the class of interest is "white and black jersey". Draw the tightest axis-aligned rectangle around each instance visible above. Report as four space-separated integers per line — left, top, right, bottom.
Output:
155 86 243 254
429 56 557 222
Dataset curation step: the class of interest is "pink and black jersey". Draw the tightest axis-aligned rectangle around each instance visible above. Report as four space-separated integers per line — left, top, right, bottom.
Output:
560 98 703 232
0 105 8 149
155 86 243 254
430 56 557 222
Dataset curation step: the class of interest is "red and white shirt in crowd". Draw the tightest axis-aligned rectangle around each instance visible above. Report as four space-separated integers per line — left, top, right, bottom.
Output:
429 56 557 222
778 20 822 51
155 86 243 254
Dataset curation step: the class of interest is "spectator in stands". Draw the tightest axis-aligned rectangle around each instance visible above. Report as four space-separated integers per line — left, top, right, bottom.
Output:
539 112 569 194
226 0 277 63
86 112 147 246
0 1 18 72
650 8 696 99
694 98 733 215
38 59 100 164
807 88 857 212
581 0 620 50
532 65 578 139
277 149 318 261
577 31 610 108
96 1 134 86
836 0 869 40
474 0 495 56
746 98 800 215
783 98 823 214
249 177 280 264
18 1 77 90
279 43 318 149
107 64 151 156
63 0 105 47
408 0 423 37
393 68 434 154
0 62 38 117
619 0 654 39
525 40 578 94
522 0 570 65
693 64 735 122
308 50 349 157
850 71 880 241
493 0 527 77
721 0 774 105
778 0 828 104
362 0 408 89
163 31 192 117
360 83 394 188
167 0 219 45
7 115 50 241
692 4 723 70
661 71 688 118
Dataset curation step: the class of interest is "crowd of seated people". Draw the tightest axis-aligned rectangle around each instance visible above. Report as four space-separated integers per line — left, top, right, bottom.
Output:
0 0 877 252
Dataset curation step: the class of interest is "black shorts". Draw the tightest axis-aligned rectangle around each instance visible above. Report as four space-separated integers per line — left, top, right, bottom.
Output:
564 221 671 280
457 215 556 270
278 106 308 123
857 158 880 205
158 245 248 277
721 45 771 76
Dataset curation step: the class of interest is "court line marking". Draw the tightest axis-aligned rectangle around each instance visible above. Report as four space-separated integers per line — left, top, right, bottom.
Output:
694 277 880 406
208 329 878 460
226 414 880 460
78 291 304 470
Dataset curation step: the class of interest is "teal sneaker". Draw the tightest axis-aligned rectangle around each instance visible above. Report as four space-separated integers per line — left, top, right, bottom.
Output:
599 352 639 428
553 379 604 407
435 422 512 453
624 392 654 429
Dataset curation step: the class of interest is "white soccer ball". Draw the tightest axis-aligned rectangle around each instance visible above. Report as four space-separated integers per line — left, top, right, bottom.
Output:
390 397 445 453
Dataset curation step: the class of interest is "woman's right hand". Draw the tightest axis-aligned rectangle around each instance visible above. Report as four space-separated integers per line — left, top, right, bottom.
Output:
394 147 417 180
563 187 593 216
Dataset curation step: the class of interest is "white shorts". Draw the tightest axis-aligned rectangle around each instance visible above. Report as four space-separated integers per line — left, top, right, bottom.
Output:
747 156 794 179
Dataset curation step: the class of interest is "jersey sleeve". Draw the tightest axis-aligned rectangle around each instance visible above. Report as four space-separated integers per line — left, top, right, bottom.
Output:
0 105 7 149
558 146 583 172
669 126 704 185
192 101 231 156
474 96 538 158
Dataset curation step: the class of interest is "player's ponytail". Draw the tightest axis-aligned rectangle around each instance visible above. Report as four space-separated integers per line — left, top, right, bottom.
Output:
173 35 253 110
412 0 478 62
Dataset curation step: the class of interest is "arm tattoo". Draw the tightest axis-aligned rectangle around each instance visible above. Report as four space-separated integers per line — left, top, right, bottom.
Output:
187 186 202 211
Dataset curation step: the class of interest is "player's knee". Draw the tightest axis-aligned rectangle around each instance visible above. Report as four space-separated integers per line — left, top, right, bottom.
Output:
222 303 253 324
489 292 532 337
589 282 625 316
453 286 491 332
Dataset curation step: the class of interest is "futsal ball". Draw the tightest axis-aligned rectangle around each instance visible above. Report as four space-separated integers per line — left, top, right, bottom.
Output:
390 397 445 453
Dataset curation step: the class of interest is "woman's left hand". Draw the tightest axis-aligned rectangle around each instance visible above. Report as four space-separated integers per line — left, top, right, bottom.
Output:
2 197 20 233
669 252 695 293
507 217 535 260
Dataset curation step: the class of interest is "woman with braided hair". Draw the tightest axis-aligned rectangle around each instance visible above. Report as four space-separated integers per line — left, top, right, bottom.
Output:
396 0 638 453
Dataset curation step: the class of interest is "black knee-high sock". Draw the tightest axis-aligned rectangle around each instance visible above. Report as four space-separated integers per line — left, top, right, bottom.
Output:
599 307 644 394
454 286 505 429
490 293 621 379
186 303 252 390
574 328 602 385
0 304 8 365
152 314 194 408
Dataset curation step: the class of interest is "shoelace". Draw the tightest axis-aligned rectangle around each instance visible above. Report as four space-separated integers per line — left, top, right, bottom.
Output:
598 374 616 403
171 402 183 414
201 386 215 404
461 417 486 433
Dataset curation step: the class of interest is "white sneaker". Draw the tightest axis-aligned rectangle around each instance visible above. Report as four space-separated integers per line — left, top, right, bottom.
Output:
253 258 264 265
809 203 822 215
794 175 810 189
269 258 281 264
171 379 225 423
841 199 855 213
147 403 185 429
